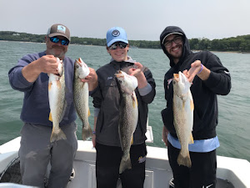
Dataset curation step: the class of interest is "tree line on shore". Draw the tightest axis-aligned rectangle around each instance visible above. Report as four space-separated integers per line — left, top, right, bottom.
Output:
1 31 250 52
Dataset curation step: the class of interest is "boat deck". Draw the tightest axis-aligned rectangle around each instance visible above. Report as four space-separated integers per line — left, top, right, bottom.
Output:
1 137 250 188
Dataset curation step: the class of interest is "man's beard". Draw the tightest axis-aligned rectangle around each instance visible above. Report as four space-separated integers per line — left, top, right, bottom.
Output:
48 46 66 58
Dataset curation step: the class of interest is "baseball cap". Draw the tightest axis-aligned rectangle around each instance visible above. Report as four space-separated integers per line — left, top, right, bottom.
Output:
106 27 128 47
161 32 183 44
47 24 71 41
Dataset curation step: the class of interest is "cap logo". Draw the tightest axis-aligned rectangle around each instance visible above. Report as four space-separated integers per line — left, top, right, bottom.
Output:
112 30 120 37
57 25 66 33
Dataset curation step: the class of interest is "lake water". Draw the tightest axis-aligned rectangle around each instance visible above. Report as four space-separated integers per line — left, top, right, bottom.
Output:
0 41 249 162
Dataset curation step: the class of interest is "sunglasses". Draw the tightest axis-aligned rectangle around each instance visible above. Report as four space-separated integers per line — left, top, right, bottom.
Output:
109 42 127 50
49 36 69 46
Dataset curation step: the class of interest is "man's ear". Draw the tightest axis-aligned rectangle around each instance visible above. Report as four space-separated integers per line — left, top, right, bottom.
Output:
45 36 49 43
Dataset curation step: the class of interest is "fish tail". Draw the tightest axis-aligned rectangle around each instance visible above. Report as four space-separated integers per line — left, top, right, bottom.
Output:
177 152 192 168
81 123 93 140
119 154 132 174
50 127 67 142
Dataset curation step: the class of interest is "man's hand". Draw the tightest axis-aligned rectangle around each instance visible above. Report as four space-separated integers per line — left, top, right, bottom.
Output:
22 55 59 82
128 62 147 88
183 60 210 82
81 67 98 91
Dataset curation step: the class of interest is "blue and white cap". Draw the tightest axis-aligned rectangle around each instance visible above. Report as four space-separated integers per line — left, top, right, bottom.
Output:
106 27 128 47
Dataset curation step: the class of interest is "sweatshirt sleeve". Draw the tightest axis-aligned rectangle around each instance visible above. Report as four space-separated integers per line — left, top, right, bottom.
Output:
8 52 45 92
8 57 34 92
202 52 231 95
90 83 103 108
138 67 156 104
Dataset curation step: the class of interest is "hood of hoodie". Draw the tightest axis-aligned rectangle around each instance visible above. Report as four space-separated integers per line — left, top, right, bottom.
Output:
160 26 191 67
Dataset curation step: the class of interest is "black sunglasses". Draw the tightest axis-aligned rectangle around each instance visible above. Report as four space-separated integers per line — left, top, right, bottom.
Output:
164 36 182 48
49 36 69 46
109 42 127 50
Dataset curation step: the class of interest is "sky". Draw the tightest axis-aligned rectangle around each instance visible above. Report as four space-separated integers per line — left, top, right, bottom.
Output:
0 0 250 41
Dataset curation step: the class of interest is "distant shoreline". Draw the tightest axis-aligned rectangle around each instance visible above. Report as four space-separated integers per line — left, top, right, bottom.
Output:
192 50 248 54
1 37 249 54
1 39 247 54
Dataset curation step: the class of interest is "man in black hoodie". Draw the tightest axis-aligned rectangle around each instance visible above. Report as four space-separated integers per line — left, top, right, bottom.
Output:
160 26 231 188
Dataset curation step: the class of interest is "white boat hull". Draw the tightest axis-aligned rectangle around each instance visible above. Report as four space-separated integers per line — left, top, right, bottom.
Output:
0 137 250 188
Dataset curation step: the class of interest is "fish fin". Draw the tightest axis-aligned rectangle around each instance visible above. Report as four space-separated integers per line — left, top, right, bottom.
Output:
189 134 194 144
81 123 93 140
50 127 67 142
190 99 194 111
49 112 53 122
59 100 67 122
177 153 192 168
88 108 91 117
48 82 52 91
182 101 185 108
132 94 138 108
131 136 133 145
119 154 132 174
56 78 62 88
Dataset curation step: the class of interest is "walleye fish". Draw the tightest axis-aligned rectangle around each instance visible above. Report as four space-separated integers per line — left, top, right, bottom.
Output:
48 58 67 142
173 71 194 168
74 58 93 140
115 70 138 174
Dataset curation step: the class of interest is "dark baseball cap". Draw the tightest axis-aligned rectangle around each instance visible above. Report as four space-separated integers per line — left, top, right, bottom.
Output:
47 24 71 41
161 32 183 44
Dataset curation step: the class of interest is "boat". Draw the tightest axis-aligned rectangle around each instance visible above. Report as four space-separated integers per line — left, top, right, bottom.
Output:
0 126 250 188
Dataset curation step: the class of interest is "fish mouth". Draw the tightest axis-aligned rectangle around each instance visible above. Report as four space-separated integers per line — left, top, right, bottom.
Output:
75 57 89 69
76 58 82 66
173 73 179 81
115 70 124 78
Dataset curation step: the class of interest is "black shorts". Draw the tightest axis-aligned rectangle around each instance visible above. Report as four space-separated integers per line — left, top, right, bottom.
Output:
168 142 217 188
95 142 147 188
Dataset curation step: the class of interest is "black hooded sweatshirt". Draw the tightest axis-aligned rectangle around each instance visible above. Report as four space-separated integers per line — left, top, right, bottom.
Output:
160 26 231 140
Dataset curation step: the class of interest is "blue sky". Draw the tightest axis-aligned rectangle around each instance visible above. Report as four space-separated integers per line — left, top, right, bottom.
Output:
0 0 249 40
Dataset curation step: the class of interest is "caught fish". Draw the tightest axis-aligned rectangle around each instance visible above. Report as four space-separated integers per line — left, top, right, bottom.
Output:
48 58 67 142
115 70 138 174
74 57 93 140
173 71 194 168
